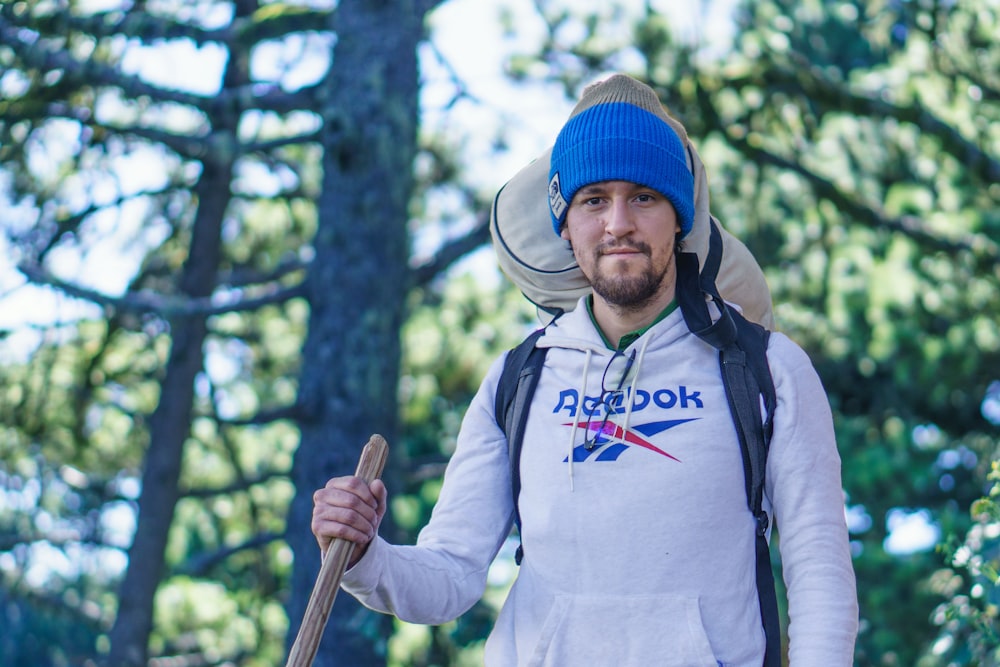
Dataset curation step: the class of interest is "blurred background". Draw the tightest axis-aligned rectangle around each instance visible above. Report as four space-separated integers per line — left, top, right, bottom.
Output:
0 0 997 665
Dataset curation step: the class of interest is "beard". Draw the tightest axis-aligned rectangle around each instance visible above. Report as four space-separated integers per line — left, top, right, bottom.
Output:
588 241 672 311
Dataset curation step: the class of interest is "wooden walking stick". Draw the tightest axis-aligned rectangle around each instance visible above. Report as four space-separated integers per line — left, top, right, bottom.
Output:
286 434 389 667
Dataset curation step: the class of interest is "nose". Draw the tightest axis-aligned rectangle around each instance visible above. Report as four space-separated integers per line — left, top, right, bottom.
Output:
603 197 636 238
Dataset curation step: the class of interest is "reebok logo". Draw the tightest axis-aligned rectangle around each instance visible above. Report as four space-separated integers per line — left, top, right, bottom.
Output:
562 418 695 462
552 385 705 417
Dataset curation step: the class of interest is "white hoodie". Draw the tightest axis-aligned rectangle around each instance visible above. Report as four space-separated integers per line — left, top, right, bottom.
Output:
341 298 858 666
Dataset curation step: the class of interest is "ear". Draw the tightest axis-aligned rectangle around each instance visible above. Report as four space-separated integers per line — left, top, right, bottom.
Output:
669 203 681 235
559 225 571 241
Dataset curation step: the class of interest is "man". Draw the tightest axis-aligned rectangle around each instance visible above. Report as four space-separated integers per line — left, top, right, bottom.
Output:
311 74 859 666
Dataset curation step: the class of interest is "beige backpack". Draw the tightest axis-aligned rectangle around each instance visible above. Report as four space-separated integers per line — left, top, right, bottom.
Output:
489 91 774 329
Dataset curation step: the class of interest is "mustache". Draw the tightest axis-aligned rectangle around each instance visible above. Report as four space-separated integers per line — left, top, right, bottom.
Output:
596 240 651 256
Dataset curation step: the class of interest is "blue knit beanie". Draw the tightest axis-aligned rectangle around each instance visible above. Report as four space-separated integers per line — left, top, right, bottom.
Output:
548 76 694 238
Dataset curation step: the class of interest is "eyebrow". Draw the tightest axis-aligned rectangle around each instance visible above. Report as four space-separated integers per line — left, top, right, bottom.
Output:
576 184 609 196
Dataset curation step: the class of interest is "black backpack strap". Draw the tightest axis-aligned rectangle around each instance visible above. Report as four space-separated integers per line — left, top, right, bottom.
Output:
721 316 779 666
675 225 738 349
677 219 781 667
494 328 548 565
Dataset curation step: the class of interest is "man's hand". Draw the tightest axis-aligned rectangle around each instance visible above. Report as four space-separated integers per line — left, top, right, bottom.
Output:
311 476 388 568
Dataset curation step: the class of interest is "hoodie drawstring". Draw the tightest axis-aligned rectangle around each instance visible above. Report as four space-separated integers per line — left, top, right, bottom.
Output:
566 348 593 490
621 335 653 437
567 337 652 491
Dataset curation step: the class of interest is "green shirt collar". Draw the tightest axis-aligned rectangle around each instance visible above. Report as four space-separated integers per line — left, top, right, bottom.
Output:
587 296 679 350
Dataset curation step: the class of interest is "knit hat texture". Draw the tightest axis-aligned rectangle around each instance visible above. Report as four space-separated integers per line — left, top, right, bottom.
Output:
548 75 695 237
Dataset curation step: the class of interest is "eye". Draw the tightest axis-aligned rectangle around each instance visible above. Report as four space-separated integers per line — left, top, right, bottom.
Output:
572 194 604 209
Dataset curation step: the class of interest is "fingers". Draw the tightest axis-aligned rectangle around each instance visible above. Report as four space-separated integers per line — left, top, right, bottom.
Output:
370 479 388 522
311 476 386 556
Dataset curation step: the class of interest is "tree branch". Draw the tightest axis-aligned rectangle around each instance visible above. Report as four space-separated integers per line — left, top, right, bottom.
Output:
0 529 123 552
217 257 310 290
17 261 306 317
171 531 285 577
179 469 289 499
409 209 492 288
25 184 176 259
695 79 1000 266
1 3 332 51
731 131 999 264
242 127 324 155
0 14 322 131
213 403 302 427
765 57 1000 187
0 16 212 112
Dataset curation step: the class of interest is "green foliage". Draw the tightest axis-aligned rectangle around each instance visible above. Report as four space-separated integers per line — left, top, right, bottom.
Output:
0 575 105 667
927 459 1000 665
396 275 530 530
150 576 289 666
401 273 535 457
1 0 998 665
0 0 320 661
388 273 535 663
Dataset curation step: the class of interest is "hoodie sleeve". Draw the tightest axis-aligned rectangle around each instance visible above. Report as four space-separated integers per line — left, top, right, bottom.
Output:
764 333 859 665
340 355 515 625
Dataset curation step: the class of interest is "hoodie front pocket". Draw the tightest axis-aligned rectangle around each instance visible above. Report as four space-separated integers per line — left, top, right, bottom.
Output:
526 593 718 667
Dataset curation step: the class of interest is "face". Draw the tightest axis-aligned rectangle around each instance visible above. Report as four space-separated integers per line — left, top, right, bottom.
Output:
560 180 680 311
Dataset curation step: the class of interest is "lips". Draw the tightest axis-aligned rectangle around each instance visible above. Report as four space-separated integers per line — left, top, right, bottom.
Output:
599 246 645 258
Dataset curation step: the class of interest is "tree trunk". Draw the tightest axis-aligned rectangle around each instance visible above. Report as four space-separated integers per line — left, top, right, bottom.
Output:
285 2 431 665
106 160 233 666
105 0 256 657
